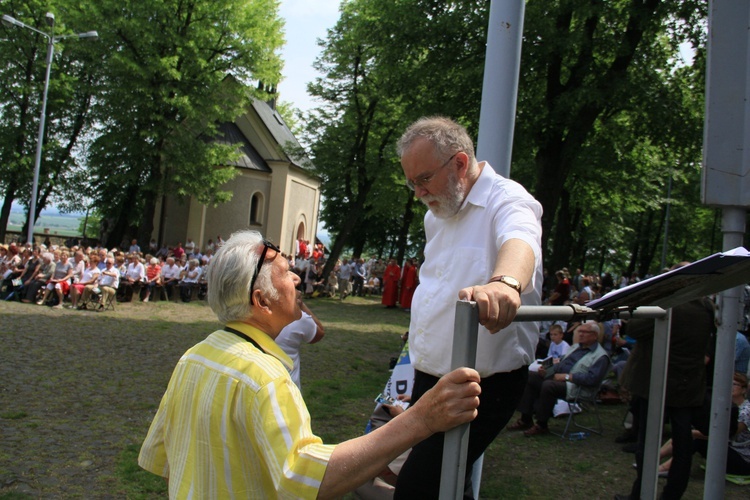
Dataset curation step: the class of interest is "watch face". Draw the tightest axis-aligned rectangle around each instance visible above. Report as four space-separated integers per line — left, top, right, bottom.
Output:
501 276 521 291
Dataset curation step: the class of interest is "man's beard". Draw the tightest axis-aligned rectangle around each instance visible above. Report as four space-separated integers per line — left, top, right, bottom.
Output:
420 171 465 219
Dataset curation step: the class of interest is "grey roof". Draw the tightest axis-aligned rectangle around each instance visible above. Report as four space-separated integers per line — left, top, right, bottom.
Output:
215 122 271 172
250 99 310 167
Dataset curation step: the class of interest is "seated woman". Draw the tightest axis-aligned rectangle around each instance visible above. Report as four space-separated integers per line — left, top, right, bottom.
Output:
38 251 74 308
23 252 55 304
1 244 23 298
7 248 38 301
142 257 162 302
658 372 750 477
71 255 100 309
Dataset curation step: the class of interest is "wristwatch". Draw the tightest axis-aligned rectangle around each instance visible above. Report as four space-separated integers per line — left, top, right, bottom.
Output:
488 275 522 294
565 374 570 382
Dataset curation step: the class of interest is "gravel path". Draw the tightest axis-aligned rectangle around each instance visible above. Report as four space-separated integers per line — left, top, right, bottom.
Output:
0 300 218 498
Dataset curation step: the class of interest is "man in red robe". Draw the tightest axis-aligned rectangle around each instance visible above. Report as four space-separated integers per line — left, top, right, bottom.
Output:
399 258 418 311
381 258 401 308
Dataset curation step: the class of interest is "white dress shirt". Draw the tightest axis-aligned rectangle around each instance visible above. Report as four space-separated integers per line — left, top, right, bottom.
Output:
126 261 146 282
275 312 318 389
409 162 543 378
161 263 181 281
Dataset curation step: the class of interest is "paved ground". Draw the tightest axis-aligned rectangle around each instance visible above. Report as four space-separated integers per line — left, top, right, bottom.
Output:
0 300 216 498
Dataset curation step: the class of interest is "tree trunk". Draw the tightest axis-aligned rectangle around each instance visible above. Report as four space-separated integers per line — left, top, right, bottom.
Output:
0 182 18 242
395 192 415 265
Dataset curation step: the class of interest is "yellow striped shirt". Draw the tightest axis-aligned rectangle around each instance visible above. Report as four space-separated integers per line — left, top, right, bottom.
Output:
139 321 335 498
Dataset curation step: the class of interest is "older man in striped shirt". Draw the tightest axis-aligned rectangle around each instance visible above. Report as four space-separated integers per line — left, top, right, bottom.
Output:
139 230 481 499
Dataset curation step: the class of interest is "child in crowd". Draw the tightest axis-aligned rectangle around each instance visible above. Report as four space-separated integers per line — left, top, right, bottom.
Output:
547 324 570 361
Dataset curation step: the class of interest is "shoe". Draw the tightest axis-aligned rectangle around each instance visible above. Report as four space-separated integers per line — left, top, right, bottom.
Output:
615 430 637 443
143 297 149 302
632 462 637 470
78 304 87 310
36 299 44 305
622 443 637 453
523 424 549 437
658 469 669 478
507 419 533 431
52 304 63 309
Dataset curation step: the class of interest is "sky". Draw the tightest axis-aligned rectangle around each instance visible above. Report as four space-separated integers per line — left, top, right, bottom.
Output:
277 0 341 114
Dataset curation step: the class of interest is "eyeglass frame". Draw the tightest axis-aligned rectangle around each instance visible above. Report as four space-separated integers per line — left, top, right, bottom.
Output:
405 152 459 191
249 239 281 294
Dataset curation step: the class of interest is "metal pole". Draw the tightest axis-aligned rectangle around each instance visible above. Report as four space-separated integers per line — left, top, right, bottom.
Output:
27 31 54 244
640 309 673 500
473 4 525 490
660 174 672 270
476 0 525 178
704 207 746 499
439 301 479 500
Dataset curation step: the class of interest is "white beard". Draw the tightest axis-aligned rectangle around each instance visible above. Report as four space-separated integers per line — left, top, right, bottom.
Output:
420 170 465 219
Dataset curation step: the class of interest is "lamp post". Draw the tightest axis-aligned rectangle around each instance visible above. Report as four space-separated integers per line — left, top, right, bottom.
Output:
1 12 97 244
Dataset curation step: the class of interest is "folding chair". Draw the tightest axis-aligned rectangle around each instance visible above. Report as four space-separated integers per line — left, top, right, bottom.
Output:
83 286 116 312
553 360 612 439
553 386 605 439
98 287 117 311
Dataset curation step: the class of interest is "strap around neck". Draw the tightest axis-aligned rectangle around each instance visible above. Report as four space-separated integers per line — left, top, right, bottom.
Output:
223 326 264 353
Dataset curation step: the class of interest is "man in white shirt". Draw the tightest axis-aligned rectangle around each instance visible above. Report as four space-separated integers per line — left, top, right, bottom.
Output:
124 253 146 301
394 116 543 497
160 257 182 300
82 257 119 310
179 259 202 302
275 300 325 389
337 258 353 300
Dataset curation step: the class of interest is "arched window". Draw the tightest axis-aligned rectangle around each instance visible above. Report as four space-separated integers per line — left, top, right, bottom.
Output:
250 192 263 225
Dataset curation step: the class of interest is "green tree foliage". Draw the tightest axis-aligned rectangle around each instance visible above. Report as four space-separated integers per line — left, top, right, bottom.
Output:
516 0 709 272
0 0 99 241
304 0 488 278
309 0 712 277
85 0 284 247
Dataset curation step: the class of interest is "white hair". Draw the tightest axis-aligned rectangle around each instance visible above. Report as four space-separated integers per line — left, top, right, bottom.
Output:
581 321 601 336
207 230 278 324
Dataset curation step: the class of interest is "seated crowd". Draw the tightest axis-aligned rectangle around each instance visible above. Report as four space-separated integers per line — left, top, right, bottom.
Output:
0 238 218 310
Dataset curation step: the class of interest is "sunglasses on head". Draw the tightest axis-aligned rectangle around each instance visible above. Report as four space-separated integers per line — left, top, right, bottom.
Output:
249 239 281 292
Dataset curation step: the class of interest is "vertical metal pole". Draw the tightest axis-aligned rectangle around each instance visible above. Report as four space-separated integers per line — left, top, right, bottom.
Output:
704 207 746 499
476 0 525 178
439 301 479 500
28 34 55 244
641 309 672 500
473 3 525 494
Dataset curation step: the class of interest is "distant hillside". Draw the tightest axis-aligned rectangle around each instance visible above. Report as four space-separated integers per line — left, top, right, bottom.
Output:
6 212 85 238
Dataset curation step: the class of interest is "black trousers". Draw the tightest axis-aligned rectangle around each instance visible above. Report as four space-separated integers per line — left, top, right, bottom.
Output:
629 396 699 500
517 371 567 426
394 366 528 499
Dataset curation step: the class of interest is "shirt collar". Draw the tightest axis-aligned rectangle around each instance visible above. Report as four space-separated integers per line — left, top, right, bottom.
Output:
225 320 293 371
461 161 496 211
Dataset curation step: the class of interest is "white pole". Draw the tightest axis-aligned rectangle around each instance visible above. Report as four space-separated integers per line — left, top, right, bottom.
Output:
471 3 526 496
704 207 745 499
476 0 525 178
27 24 54 244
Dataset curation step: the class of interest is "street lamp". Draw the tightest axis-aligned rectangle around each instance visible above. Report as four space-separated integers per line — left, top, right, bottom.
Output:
2 12 97 244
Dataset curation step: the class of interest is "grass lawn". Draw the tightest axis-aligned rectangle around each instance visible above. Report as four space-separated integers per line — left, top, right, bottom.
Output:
0 295 746 499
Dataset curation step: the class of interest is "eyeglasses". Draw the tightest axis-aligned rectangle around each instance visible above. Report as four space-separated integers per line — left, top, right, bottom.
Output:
405 152 459 191
249 239 281 293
